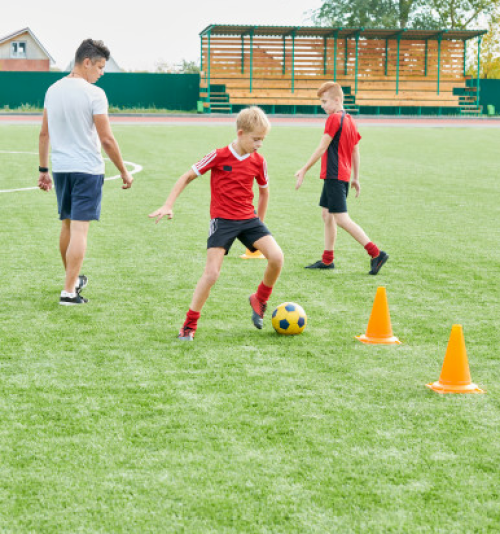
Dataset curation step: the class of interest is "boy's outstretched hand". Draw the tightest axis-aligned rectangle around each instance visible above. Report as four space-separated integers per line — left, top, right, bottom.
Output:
295 168 306 190
149 205 173 224
351 179 360 198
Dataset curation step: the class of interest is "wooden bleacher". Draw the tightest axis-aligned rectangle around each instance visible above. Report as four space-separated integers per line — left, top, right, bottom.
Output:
199 25 486 115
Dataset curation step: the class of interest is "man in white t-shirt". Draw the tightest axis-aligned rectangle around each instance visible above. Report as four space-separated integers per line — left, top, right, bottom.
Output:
38 39 133 305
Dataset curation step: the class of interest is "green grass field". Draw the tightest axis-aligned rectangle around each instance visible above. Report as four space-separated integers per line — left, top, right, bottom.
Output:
1 123 499 533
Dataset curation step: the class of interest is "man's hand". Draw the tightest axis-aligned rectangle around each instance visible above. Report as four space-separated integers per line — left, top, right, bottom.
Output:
351 179 360 198
38 173 53 192
148 205 173 224
121 171 134 189
295 168 307 190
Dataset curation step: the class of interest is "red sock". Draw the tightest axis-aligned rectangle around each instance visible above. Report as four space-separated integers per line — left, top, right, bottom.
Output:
364 242 380 258
322 250 334 265
256 282 273 303
184 308 201 330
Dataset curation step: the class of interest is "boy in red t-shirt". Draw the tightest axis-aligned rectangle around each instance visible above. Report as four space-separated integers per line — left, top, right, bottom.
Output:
295 82 388 275
149 107 283 340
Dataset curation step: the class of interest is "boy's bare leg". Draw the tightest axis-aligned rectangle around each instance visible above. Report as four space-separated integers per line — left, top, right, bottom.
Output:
253 235 284 287
64 220 90 293
322 208 337 250
189 247 226 312
248 235 284 329
333 212 370 247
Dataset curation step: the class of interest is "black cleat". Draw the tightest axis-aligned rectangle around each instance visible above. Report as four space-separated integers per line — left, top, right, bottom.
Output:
369 251 389 275
305 260 335 269
76 274 88 293
60 293 89 305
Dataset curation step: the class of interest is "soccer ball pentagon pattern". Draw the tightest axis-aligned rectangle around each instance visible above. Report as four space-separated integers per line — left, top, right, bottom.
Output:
271 302 307 335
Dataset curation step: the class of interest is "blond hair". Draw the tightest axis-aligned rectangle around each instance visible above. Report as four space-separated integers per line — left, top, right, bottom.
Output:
236 106 271 133
317 82 344 99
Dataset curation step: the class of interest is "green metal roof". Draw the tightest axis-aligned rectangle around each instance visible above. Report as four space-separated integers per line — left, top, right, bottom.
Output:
200 24 487 41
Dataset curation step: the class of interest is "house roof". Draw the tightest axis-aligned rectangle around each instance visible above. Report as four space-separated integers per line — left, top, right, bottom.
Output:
200 24 487 41
0 27 55 63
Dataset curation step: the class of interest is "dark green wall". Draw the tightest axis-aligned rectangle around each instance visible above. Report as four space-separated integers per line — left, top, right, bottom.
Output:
0 72 200 110
479 80 500 111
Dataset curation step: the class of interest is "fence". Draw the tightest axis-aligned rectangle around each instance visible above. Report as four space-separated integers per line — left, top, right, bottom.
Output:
0 72 200 110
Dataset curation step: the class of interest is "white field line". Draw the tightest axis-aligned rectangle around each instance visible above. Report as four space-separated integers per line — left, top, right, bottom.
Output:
0 151 143 193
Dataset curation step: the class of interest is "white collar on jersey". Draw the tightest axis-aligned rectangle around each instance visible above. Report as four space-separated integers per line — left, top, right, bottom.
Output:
229 143 251 161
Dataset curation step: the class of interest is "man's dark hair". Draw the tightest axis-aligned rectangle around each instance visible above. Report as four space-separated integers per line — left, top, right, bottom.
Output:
75 39 110 64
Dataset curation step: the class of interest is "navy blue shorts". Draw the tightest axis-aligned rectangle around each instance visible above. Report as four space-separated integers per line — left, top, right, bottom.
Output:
53 172 105 221
207 217 272 254
319 178 349 213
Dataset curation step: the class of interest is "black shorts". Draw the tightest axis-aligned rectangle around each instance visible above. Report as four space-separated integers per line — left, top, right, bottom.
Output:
207 217 272 254
319 178 349 213
53 172 104 221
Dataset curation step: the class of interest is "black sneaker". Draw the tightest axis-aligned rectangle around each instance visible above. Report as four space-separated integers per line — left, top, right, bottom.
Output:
369 251 389 275
305 260 335 269
76 274 88 293
60 293 89 305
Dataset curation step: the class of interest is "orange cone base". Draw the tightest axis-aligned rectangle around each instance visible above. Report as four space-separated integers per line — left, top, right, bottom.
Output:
240 249 265 259
426 381 485 394
355 334 401 345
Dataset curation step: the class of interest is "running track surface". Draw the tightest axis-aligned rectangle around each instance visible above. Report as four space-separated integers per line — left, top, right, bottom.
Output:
2 114 500 127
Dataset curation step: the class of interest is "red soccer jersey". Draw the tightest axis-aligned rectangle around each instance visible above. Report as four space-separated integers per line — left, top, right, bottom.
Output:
192 145 269 220
320 111 361 182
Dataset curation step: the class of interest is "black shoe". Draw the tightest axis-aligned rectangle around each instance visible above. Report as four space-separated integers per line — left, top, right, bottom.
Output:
369 251 389 275
76 274 88 294
305 260 335 269
59 293 89 305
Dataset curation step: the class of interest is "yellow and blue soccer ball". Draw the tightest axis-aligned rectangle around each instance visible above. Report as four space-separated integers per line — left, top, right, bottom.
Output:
271 302 307 335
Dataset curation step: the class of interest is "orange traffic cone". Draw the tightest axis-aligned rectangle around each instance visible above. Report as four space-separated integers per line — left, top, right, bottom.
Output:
240 248 265 259
356 287 401 345
426 325 485 394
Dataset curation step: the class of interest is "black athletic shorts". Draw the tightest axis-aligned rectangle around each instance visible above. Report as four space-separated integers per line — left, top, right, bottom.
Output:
207 217 272 254
319 178 349 213
53 172 104 221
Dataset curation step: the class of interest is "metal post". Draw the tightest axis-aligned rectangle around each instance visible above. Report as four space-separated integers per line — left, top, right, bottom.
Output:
249 30 254 93
477 36 482 106
333 31 338 81
282 36 286 75
344 37 348 75
425 39 428 76
385 39 388 76
241 35 245 74
291 30 296 93
437 34 441 95
463 39 467 77
323 37 327 75
396 35 400 95
200 35 203 71
207 31 211 111
355 32 360 94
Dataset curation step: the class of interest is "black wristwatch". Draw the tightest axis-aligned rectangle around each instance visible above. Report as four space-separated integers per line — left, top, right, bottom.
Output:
39 166 49 173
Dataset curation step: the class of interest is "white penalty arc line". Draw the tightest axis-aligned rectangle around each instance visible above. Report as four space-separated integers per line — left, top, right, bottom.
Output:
0 151 143 193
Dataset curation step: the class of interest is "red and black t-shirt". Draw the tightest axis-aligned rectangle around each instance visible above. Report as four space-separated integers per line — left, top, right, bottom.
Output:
192 144 269 220
320 111 361 182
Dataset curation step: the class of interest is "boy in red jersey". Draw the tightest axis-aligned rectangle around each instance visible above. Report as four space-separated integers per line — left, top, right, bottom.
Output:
149 107 283 341
295 82 388 275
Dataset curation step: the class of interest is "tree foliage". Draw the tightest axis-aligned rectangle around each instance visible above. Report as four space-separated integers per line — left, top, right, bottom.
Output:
311 0 500 29
467 9 500 78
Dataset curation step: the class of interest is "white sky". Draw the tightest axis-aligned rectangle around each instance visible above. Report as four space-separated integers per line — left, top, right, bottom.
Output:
2 0 323 72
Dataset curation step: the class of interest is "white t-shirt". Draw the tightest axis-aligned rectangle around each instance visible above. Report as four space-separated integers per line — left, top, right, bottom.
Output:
44 77 108 174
